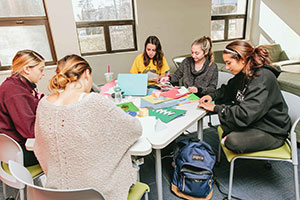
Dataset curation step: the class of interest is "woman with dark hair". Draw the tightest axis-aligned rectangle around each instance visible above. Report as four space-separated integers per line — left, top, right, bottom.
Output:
130 35 170 82
161 36 218 97
198 40 291 154
0 50 45 166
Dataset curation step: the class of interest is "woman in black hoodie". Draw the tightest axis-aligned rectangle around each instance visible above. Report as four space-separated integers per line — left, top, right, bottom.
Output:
198 40 291 154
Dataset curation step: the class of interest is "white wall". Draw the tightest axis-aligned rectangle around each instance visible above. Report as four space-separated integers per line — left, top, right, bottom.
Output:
85 0 211 82
0 0 212 94
250 0 300 60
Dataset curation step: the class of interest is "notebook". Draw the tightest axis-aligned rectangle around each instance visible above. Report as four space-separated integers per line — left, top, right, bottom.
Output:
117 73 148 96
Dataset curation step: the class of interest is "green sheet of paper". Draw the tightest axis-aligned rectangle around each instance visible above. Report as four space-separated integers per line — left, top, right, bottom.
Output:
117 102 139 112
187 93 200 101
148 108 187 123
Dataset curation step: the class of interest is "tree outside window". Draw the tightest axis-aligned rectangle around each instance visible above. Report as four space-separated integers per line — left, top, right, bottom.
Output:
72 0 137 56
211 0 249 42
0 0 57 70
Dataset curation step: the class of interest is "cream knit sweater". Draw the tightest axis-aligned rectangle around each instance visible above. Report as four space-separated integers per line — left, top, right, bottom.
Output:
34 93 142 200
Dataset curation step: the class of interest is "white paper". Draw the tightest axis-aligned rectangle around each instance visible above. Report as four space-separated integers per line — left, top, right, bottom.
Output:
138 116 156 137
147 71 158 80
178 86 189 94
104 87 115 95
138 116 168 137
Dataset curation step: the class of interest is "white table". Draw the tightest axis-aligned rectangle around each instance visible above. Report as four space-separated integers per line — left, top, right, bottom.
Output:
137 101 206 200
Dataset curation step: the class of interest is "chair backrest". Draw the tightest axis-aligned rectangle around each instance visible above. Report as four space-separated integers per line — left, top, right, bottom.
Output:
281 91 300 163
9 160 106 200
281 91 300 125
172 54 189 69
217 71 234 88
0 134 24 189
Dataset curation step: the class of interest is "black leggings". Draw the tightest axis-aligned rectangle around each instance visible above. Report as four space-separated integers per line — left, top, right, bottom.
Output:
21 145 39 167
224 128 285 154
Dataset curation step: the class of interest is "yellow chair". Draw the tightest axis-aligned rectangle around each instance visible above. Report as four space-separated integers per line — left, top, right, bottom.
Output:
9 159 149 200
9 160 105 200
128 181 150 200
217 91 300 200
0 134 43 200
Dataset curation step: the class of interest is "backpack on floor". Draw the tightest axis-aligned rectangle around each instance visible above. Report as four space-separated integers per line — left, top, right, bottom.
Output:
171 138 216 200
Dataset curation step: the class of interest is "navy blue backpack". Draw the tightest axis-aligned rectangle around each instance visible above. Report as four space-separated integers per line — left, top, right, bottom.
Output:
171 139 216 200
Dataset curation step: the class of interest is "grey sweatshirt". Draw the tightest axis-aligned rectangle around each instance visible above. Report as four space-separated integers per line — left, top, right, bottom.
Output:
169 57 218 97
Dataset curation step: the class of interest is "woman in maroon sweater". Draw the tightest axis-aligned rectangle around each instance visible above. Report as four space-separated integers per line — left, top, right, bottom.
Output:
0 50 45 166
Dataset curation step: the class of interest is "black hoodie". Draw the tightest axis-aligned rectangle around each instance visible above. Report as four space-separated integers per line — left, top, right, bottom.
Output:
210 65 291 138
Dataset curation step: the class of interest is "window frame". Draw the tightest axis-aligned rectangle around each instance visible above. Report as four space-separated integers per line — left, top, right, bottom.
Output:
74 0 138 56
211 0 249 43
0 0 57 70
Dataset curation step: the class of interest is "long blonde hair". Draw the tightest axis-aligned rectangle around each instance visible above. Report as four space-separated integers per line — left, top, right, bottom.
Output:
11 50 44 75
49 55 92 93
191 36 214 66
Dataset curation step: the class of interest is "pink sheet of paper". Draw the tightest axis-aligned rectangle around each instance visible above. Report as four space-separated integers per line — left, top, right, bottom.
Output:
100 79 116 97
160 88 190 99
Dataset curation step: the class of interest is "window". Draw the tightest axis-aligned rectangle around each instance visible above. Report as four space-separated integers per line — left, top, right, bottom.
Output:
0 0 57 70
211 0 249 42
72 0 137 56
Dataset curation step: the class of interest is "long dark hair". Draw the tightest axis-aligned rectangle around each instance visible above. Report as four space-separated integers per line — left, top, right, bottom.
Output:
143 36 164 69
223 40 273 77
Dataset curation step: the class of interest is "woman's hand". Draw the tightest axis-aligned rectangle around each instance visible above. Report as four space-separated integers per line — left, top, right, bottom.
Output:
198 95 215 111
159 76 169 83
188 86 198 93
198 102 216 112
151 77 160 83
199 95 212 104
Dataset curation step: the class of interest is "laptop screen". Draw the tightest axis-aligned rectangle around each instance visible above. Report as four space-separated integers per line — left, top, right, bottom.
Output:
117 73 148 96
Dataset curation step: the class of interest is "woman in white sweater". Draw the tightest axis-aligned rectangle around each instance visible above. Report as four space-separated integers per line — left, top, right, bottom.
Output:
34 55 142 200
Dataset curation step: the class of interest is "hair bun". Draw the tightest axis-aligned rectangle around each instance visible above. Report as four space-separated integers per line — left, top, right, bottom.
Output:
50 73 70 90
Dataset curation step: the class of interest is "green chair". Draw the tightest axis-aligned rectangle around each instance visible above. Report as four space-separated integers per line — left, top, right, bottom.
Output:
217 91 300 200
128 181 150 200
0 134 43 200
9 159 149 200
259 44 300 68
9 160 106 200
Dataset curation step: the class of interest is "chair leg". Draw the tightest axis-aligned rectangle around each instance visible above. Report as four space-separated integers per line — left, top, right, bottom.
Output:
228 160 235 200
294 164 299 200
2 182 7 199
19 188 25 200
144 192 149 200
217 142 222 164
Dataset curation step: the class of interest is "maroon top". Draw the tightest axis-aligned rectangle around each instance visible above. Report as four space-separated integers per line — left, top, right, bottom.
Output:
0 75 42 145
